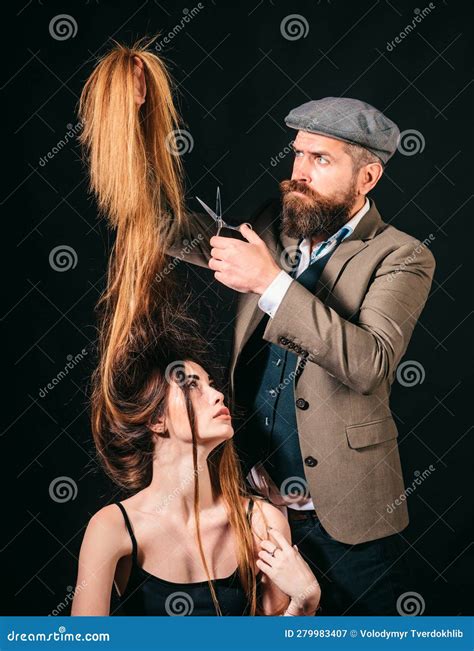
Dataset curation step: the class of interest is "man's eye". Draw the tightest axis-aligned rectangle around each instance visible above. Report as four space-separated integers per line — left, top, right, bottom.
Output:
294 150 303 157
187 380 198 389
316 156 329 165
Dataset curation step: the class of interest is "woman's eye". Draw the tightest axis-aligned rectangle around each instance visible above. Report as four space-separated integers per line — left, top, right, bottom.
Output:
187 380 198 389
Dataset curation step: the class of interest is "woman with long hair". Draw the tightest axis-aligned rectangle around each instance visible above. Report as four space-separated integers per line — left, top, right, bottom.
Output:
71 329 320 615
71 39 320 616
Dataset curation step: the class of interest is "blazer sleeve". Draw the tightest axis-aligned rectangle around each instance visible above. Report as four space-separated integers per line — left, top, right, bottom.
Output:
262 240 436 395
165 211 215 269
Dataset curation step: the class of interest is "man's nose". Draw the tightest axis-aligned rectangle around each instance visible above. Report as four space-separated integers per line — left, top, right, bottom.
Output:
292 158 311 184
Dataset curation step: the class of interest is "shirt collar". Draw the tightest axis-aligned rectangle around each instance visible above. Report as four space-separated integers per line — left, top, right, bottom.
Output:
341 196 371 238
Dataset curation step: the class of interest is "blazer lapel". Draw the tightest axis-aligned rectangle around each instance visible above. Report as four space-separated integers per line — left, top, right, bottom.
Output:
315 199 385 299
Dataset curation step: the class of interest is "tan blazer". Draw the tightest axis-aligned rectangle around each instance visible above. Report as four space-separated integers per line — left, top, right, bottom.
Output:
167 197 436 544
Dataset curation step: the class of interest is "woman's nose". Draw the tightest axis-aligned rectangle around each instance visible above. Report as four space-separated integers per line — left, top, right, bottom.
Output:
212 388 225 404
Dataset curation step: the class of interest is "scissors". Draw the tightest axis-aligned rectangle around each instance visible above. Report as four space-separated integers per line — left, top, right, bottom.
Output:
195 187 252 236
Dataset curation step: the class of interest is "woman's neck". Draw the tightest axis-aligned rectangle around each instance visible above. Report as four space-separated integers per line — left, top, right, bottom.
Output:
143 445 217 523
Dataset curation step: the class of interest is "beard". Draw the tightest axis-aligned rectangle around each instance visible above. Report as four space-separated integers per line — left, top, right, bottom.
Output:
279 178 359 240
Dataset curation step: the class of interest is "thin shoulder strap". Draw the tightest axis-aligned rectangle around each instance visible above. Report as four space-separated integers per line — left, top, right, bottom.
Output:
246 497 255 525
115 502 138 562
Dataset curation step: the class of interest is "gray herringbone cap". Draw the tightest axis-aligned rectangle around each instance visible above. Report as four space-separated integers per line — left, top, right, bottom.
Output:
285 97 400 164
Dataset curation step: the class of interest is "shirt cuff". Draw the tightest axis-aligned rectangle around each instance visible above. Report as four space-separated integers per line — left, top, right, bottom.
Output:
258 270 293 318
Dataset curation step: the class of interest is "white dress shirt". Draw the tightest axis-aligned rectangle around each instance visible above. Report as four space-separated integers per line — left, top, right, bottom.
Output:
247 197 371 510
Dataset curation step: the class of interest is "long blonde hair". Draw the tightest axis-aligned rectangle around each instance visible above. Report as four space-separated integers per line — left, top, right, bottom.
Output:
78 38 272 616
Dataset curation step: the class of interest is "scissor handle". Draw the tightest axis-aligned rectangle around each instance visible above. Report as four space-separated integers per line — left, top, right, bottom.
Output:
224 222 253 232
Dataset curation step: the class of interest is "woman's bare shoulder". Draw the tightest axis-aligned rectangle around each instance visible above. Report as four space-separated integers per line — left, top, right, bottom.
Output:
82 502 131 560
246 495 291 540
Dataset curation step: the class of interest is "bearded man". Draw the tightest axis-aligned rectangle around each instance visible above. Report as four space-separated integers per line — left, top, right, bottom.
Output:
168 97 435 614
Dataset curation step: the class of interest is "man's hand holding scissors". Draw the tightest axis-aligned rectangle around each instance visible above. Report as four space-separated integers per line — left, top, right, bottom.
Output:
195 187 281 294
209 225 281 294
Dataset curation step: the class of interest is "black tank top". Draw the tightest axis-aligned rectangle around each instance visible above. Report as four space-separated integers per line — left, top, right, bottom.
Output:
114 498 256 616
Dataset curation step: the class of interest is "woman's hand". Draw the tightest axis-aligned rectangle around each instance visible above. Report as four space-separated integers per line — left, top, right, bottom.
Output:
133 56 146 106
256 527 321 615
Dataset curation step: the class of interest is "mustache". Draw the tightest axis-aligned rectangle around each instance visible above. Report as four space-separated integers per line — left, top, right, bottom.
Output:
279 179 318 199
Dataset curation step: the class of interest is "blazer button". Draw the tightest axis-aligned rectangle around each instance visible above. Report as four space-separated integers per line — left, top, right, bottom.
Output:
304 456 318 467
296 398 309 410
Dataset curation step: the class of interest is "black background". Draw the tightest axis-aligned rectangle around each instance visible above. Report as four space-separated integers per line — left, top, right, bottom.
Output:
2 0 473 616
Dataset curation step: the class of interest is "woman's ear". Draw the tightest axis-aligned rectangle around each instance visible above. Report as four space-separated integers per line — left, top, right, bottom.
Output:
149 416 166 435
133 55 146 106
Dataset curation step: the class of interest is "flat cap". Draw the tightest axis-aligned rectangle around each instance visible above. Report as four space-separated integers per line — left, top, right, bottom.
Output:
285 97 400 164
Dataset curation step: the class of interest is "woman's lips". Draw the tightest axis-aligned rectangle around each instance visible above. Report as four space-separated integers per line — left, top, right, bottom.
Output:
213 407 231 419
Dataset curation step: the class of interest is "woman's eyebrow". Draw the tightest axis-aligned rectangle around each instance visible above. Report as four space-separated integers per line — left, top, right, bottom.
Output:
185 373 215 384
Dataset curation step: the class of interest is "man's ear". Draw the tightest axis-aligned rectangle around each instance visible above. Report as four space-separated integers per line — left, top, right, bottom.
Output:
359 162 384 195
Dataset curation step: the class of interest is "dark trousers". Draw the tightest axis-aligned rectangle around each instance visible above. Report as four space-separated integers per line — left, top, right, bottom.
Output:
288 512 410 615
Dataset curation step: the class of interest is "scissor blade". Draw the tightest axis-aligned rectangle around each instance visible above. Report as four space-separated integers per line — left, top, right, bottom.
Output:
215 187 222 220
195 196 219 223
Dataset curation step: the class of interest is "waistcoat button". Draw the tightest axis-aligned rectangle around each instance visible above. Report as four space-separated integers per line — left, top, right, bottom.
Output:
296 398 309 410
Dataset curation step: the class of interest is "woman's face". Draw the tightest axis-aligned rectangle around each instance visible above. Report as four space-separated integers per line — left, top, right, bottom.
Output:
163 361 234 446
